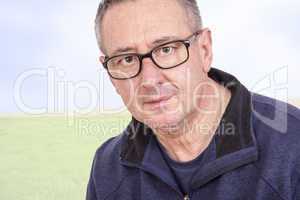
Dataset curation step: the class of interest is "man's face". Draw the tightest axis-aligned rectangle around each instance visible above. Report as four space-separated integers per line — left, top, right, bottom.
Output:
101 0 212 132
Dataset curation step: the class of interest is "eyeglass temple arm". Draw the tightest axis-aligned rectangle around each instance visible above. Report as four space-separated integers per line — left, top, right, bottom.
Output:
188 30 203 43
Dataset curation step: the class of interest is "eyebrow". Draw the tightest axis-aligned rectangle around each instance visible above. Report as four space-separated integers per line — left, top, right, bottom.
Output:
110 35 181 56
152 35 181 46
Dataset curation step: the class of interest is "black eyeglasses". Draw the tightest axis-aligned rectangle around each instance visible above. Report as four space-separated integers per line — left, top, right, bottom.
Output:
102 30 202 80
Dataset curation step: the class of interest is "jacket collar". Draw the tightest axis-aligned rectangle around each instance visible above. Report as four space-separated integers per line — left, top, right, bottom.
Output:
120 67 258 188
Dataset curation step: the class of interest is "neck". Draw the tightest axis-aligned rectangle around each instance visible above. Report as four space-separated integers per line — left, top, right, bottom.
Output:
154 78 231 162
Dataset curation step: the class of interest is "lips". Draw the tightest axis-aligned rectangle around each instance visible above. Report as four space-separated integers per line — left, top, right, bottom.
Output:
143 95 173 104
142 94 174 110
139 83 177 110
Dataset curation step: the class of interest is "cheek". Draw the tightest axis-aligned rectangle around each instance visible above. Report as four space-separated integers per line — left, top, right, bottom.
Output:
164 62 206 109
188 45 204 71
164 63 203 94
113 80 139 108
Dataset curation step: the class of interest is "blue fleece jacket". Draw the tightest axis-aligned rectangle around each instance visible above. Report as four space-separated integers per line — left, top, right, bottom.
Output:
86 68 300 200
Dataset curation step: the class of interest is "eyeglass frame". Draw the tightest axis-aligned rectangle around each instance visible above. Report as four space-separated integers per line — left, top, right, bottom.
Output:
102 30 203 80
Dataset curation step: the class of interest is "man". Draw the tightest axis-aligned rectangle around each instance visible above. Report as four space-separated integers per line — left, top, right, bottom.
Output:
87 0 300 199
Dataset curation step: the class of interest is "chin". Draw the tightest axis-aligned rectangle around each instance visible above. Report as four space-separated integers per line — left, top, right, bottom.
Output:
129 98 185 131
140 110 183 132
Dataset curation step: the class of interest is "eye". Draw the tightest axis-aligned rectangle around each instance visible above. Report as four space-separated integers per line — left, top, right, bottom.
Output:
119 55 136 66
124 56 133 63
160 46 173 55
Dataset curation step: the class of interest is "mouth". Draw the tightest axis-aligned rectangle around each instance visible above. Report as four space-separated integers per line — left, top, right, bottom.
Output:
143 95 174 110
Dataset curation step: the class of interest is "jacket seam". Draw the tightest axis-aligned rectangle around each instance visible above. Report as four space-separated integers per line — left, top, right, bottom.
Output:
103 173 133 200
253 164 286 200
292 171 300 200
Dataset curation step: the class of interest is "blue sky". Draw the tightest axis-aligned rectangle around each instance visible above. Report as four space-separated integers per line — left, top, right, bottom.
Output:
1 0 299 114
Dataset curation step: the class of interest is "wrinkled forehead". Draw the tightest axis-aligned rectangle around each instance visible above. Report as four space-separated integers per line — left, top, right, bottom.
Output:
100 0 192 55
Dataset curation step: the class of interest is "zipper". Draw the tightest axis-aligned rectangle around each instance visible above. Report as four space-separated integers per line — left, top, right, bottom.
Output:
183 194 190 200
121 159 186 199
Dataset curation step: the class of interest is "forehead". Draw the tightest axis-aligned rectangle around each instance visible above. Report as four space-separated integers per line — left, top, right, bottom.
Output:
101 0 192 54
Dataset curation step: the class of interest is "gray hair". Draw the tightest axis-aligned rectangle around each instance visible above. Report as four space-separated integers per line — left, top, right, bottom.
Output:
95 0 203 52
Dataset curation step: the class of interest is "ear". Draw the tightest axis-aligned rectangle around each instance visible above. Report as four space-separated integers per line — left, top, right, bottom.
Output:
99 56 106 64
197 28 213 73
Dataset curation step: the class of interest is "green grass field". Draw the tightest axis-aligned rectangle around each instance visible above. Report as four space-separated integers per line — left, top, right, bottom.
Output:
0 114 131 200
0 101 299 200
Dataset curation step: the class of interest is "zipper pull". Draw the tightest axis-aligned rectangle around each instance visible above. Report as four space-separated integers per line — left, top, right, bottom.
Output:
183 194 190 200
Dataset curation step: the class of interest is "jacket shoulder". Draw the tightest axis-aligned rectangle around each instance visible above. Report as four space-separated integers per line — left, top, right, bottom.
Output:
90 133 131 198
94 134 123 162
251 93 300 142
251 93 300 199
251 92 300 155
252 93 300 121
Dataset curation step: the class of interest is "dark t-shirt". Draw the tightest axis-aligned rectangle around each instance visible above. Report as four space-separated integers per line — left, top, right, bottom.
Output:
155 136 216 194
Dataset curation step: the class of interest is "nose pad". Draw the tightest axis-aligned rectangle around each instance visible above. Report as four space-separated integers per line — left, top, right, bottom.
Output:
141 58 161 78
140 57 163 84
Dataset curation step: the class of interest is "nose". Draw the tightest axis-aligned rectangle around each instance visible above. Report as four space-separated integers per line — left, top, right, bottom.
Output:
140 57 163 85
